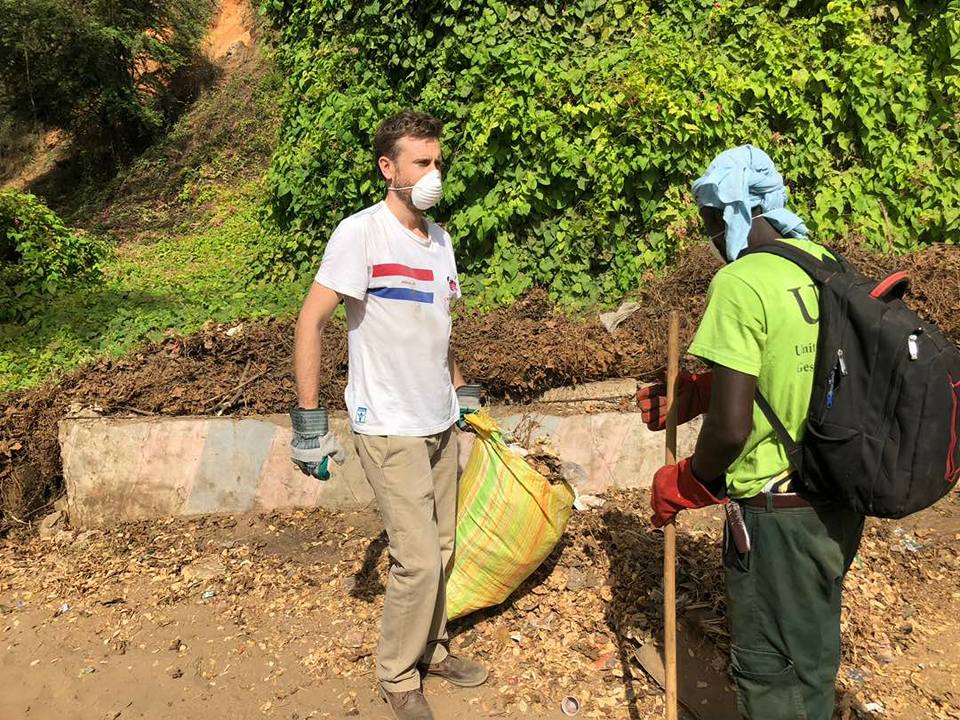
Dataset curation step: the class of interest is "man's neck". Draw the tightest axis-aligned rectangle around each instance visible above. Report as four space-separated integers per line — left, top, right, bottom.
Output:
384 193 428 238
746 217 783 246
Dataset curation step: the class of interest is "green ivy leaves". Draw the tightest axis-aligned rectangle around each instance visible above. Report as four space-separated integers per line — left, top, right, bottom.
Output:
258 0 960 305
0 190 112 322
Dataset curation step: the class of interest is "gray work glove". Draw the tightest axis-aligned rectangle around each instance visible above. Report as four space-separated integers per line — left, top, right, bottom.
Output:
290 407 346 481
456 384 483 430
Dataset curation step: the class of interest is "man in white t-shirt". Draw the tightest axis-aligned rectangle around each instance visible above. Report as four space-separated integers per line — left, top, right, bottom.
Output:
290 110 487 720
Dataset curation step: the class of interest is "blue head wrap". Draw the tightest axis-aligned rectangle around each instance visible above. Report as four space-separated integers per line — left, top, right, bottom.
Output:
691 145 809 262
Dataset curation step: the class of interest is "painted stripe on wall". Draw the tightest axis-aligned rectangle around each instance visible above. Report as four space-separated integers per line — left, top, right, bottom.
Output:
186 420 274 514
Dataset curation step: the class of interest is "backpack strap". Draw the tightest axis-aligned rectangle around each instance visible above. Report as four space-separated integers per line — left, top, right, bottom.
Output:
737 241 843 284
742 241 843 490
754 389 805 479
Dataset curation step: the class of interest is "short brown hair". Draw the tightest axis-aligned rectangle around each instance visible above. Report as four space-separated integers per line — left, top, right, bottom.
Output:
373 110 443 177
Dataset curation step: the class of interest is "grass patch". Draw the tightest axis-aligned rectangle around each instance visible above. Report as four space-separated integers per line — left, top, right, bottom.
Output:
24 50 281 243
0 45 301 395
0 182 308 394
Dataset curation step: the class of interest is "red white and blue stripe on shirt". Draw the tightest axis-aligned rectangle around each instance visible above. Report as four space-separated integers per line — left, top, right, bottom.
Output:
368 263 435 303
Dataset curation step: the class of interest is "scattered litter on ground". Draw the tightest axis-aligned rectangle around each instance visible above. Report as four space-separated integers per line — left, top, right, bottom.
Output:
600 302 642 334
894 528 925 553
2 490 956 718
560 695 581 715
573 493 605 512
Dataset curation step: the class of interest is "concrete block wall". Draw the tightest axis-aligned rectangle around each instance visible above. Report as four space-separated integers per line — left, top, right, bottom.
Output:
60 394 701 528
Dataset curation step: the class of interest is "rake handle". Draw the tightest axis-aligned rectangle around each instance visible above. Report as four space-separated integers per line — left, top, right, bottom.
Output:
664 311 680 720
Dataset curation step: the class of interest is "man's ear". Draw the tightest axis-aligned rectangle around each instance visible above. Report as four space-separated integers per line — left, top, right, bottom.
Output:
378 155 394 183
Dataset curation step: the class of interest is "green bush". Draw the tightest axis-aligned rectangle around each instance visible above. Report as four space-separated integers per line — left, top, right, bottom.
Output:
0 183 305 394
0 0 217 164
0 189 111 320
259 0 960 306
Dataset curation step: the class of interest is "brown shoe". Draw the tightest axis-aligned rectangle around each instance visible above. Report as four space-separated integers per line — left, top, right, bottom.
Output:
420 653 489 687
378 685 434 720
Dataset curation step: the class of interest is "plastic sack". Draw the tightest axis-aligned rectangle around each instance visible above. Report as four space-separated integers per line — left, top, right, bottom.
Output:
446 409 575 620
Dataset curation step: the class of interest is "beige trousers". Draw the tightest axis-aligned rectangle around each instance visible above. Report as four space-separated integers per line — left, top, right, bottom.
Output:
354 427 458 692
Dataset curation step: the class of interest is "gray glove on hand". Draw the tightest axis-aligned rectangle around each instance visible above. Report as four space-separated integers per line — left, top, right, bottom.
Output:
290 407 346 481
456 384 483 430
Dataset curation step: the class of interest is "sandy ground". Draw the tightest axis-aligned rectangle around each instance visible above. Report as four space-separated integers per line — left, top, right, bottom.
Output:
0 509 563 720
203 0 254 59
2 493 959 720
1 601 540 720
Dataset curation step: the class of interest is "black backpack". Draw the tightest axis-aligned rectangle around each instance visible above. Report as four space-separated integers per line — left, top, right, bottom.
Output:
740 241 960 518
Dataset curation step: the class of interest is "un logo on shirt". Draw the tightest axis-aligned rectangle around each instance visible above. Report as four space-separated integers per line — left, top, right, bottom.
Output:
789 283 820 324
356 407 368 424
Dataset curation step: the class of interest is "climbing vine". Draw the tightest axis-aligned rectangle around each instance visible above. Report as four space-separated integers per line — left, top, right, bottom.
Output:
259 0 960 305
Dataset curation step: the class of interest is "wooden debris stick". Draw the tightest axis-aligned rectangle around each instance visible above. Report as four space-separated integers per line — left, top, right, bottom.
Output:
664 310 680 720
202 359 251 408
116 405 155 416
214 370 267 416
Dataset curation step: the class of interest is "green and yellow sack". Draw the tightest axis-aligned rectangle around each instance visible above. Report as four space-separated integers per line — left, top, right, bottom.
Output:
446 409 575 620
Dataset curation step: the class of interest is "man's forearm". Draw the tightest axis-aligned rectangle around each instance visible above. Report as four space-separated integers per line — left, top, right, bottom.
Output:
294 317 325 409
293 283 343 409
690 412 748 485
689 364 755 486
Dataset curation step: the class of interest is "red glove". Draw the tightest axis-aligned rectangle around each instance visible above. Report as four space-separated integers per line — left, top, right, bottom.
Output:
650 457 727 528
636 371 712 431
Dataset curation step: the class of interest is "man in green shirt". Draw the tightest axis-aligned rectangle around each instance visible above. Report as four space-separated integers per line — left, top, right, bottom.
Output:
637 145 864 720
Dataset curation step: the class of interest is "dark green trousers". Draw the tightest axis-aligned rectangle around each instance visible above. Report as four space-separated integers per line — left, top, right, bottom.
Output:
724 497 864 720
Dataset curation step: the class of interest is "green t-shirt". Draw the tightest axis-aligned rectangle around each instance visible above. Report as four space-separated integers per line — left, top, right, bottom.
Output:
687 238 834 499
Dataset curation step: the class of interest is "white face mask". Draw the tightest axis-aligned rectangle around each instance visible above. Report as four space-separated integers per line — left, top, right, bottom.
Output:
390 169 443 210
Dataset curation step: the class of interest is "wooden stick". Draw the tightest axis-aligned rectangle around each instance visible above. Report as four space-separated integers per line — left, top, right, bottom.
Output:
664 311 680 720
214 371 267 416
116 405 155 416
202 360 252 408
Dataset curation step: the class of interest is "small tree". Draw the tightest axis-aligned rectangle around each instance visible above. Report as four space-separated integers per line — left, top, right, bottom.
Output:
0 0 216 165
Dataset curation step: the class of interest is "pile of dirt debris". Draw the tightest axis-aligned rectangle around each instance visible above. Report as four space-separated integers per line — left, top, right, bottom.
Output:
2 241 959 532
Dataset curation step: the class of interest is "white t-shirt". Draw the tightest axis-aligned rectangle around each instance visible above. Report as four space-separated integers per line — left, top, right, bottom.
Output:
314 202 462 436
